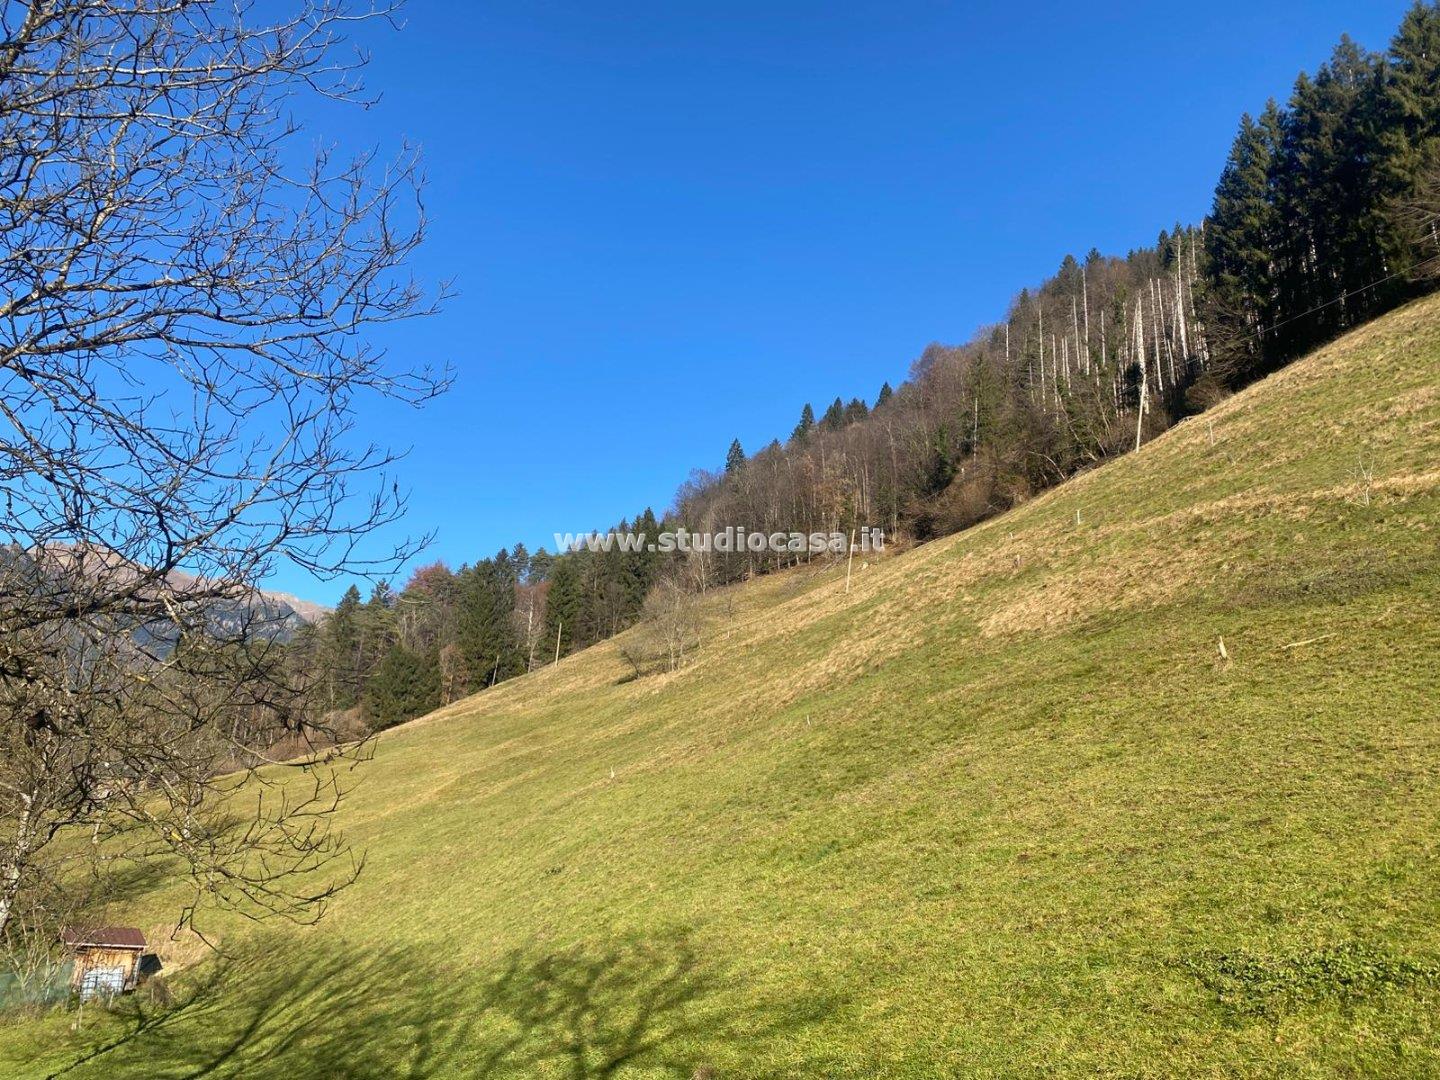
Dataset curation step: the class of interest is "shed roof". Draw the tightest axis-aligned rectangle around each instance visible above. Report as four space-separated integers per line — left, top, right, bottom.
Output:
62 926 146 950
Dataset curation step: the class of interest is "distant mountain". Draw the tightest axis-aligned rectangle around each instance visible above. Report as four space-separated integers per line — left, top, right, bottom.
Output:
200 588 328 643
165 570 329 643
259 589 330 626
5 543 328 645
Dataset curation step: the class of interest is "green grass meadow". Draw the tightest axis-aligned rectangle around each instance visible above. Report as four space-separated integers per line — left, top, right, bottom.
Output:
3 297 1440 1077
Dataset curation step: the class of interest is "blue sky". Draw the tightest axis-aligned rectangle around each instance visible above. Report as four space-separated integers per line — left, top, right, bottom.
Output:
275 0 1415 603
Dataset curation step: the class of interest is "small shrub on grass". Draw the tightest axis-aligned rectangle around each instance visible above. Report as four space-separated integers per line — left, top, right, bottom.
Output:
1184 373 1231 415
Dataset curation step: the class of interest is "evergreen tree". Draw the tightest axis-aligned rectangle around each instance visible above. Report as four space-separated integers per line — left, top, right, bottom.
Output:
1273 40 1387 353
527 547 555 583
875 381 894 409
364 645 439 730
456 557 519 685
325 584 363 709
356 581 398 684
1055 253 1082 295
542 555 583 660
1206 103 1284 371
725 439 745 474
493 546 517 587
633 507 661 596
820 397 845 431
1376 2 1440 267
790 403 815 443
963 356 1006 455
510 542 531 584
593 519 629 636
334 584 362 619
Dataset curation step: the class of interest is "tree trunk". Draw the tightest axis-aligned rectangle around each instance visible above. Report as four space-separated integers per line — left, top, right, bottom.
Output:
0 796 35 941
1134 298 1148 451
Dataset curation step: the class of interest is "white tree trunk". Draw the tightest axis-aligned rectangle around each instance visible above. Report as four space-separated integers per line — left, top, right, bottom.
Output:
1150 281 1166 395
1038 305 1046 407
0 796 35 941
1134 299 1148 451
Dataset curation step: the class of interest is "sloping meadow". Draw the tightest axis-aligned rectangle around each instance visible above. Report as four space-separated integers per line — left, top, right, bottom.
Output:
6 296 1440 1077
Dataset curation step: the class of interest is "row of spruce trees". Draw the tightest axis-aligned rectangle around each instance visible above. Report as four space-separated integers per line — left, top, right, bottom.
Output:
1208 6 1440 372
292 2 1440 733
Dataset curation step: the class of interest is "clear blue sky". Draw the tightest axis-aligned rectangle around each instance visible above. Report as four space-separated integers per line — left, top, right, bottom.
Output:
273 0 1415 604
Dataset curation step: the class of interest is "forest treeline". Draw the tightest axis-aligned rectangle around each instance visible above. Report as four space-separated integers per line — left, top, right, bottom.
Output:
292 2 1440 733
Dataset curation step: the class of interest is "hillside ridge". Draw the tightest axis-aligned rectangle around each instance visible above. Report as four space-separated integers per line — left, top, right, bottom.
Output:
6 293 1440 1077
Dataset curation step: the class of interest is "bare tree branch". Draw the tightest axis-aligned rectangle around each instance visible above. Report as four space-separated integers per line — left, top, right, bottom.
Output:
0 0 447 947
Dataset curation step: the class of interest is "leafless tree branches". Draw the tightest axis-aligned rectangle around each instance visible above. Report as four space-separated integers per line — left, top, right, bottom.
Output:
0 0 447 947
1393 158 1440 282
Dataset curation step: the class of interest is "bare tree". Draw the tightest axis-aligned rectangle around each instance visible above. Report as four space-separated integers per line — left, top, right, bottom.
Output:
642 574 698 673
0 1 448 946
513 582 548 672
1393 159 1440 281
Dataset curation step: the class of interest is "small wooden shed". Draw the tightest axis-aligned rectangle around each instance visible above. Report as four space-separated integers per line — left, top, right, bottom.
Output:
62 926 146 999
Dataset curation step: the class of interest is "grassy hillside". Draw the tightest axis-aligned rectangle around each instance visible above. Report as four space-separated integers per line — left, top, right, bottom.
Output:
6 296 1440 1078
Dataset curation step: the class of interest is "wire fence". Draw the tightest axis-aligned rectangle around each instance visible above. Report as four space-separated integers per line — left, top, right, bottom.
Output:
0 963 75 1010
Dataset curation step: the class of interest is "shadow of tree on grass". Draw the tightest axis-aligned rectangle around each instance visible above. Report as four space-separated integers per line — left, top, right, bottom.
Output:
41 928 836 1079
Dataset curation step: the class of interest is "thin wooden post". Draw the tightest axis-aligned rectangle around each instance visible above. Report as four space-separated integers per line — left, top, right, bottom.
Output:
845 529 856 593
554 622 563 665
